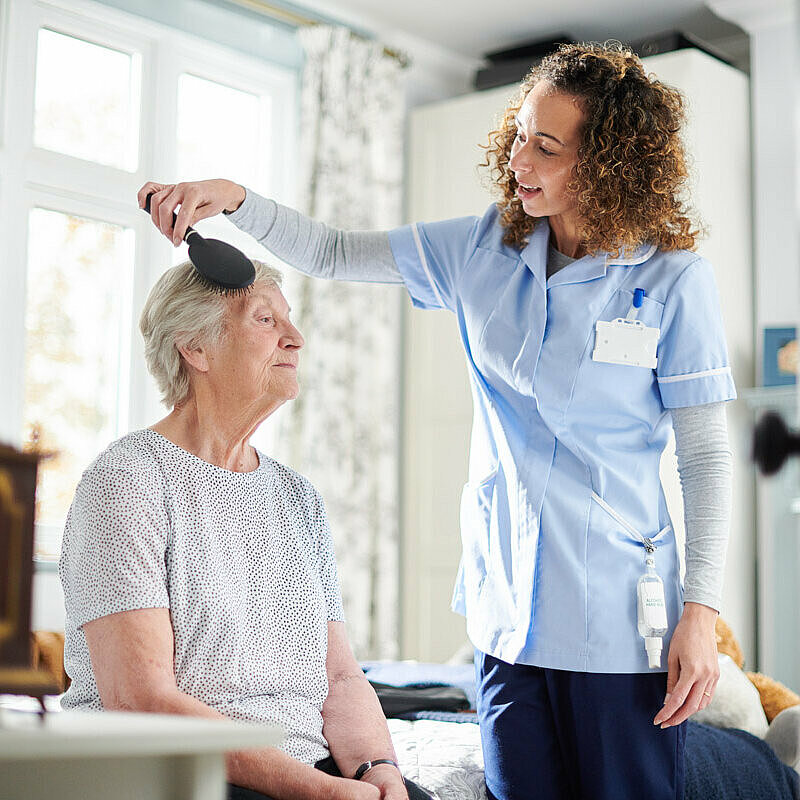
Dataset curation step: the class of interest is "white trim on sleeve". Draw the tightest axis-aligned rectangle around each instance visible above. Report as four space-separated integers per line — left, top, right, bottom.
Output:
657 366 732 384
411 223 447 308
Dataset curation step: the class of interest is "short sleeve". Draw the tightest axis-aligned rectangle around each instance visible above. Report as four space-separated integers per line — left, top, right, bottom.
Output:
387 215 480 312
656 257 737 408
59 449 170 629
312 491 345 622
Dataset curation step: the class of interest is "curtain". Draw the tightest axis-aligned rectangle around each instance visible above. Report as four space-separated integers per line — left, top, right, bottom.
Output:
276 25 405 659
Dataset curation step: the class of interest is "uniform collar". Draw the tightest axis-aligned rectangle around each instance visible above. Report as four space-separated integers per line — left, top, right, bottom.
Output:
606 243 659 267
519 222 658 288
518 220 552 288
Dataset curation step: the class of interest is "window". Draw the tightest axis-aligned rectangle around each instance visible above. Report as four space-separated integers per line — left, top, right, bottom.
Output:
34 28 141 170
176 74 264 181
172 71 276 266
0 0 298 560
23 207 135 556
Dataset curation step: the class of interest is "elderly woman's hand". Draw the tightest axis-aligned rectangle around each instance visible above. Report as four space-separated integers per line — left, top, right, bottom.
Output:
337 780 381 800
653 601 720 728
137 179 246 245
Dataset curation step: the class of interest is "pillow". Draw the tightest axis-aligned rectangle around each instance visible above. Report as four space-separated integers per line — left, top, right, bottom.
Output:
693 654 768 738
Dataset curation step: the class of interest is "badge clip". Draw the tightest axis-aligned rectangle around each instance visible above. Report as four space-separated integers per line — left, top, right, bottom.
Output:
593 288 659 369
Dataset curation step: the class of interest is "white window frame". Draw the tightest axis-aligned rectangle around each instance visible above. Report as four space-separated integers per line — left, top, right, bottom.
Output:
0 0 298 559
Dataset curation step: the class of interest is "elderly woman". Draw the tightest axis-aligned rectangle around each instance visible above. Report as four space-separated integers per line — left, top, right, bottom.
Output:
59 260 430 800
141 42 736 800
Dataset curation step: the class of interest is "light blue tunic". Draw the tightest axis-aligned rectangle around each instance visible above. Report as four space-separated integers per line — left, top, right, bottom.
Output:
388 205 736 673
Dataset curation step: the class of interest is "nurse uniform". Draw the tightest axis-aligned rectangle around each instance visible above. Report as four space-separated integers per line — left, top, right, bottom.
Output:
387 204 736 800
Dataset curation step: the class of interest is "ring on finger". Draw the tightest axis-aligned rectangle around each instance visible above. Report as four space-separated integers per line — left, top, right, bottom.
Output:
703 691 712 698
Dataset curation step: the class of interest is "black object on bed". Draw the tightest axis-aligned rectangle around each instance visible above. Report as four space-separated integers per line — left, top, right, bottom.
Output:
369 681 471 717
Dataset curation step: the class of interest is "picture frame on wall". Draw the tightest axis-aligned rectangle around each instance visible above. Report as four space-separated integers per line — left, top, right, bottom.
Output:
763 327 798 386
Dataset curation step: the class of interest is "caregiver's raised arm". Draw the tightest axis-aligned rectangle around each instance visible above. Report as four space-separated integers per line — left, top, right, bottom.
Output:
137 179 246 245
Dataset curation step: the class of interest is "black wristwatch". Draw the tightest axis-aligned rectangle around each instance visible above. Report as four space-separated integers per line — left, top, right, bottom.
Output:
352 759 400 781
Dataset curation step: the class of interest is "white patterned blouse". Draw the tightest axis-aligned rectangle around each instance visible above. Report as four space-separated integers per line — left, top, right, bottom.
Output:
59 429 345 765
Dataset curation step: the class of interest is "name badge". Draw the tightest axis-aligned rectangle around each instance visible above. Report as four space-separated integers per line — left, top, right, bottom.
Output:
593 318 659 368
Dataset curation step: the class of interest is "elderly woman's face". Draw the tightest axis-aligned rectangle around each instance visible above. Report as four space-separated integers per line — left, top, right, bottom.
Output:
203 283 304 410
508 81 585 221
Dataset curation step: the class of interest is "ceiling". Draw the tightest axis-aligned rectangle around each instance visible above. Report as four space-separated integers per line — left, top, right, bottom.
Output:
292 0 748 69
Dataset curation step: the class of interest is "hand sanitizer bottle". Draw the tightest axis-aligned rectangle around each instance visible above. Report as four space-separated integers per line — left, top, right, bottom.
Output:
637 554 668 668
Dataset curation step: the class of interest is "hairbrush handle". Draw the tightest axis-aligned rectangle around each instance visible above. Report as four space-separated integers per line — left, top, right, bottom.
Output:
143 192 199 242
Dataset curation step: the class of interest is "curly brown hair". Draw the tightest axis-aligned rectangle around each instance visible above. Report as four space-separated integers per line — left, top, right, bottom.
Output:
482 42 700 254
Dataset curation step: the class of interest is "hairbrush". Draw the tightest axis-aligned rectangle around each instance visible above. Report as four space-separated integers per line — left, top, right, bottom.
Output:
144 192 255 297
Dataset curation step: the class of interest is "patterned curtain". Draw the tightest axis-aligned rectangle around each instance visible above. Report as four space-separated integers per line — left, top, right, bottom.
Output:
276 25 405 659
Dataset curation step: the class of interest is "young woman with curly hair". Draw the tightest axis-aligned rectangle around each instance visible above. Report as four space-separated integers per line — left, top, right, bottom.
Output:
141 41 734 800
486 43 699 256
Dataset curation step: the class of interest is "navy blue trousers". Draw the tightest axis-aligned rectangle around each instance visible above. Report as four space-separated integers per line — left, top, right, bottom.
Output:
476 652 686 800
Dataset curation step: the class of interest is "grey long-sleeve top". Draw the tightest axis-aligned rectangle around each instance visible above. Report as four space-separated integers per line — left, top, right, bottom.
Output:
228 189 733 612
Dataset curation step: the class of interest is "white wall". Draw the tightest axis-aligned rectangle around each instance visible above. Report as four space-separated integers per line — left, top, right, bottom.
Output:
32 570 65 632
748 22 800 356
709 0 799 339
708 0 800 685
401 85 513 661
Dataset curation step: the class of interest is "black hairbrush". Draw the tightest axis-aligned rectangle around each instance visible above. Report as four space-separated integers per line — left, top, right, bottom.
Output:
144 192 255 297
752 411 800 475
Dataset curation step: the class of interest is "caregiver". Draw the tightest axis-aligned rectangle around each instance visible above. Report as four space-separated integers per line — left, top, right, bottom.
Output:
140 41 733 800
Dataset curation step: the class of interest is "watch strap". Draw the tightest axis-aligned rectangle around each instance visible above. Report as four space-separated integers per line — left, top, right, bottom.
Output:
352 758 399 781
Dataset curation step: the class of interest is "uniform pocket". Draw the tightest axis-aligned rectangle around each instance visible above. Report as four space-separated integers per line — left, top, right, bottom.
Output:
590 491 670 548
586 493 681 663
459 468 498 595
615 289 664 327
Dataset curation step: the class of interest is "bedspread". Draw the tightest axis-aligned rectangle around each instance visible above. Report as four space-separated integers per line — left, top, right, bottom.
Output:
389 718 487 800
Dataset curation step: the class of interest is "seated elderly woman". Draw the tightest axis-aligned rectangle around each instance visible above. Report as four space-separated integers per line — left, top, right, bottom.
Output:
59 260 430 800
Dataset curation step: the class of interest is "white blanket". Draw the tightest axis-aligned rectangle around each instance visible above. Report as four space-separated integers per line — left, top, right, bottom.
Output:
388 719 487 800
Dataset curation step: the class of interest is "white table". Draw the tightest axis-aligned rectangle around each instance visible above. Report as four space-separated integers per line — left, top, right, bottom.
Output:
0 709 282 800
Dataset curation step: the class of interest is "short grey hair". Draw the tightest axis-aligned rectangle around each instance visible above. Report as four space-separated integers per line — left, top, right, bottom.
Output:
139 259 283 408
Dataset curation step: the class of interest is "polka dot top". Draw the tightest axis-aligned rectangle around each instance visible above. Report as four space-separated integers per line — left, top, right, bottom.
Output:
59 429 345 765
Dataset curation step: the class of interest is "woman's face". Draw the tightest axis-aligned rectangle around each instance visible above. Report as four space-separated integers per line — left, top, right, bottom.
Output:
508 81 585 220
204 283 304 413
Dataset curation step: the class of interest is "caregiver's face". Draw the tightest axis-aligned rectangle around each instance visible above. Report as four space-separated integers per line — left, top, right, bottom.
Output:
508 81 584 220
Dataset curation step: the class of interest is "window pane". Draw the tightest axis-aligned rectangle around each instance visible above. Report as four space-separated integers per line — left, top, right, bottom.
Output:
177 73 264 186
34 29 140 170
23 208 134 557
174 74 272 265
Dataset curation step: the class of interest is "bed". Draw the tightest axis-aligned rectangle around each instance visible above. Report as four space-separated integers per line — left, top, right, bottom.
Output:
363 661 800 800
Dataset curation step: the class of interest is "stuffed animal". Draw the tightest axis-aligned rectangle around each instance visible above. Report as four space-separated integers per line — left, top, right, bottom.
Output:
715 617 800 723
